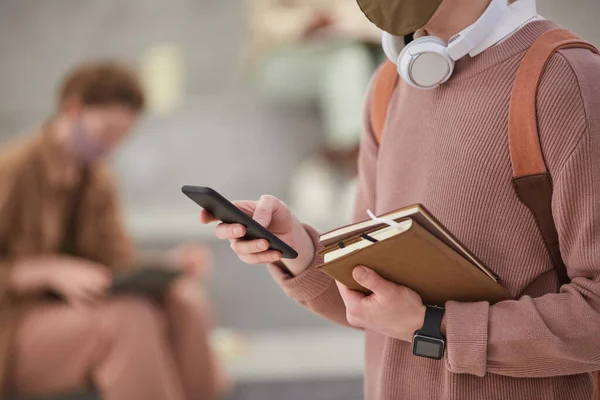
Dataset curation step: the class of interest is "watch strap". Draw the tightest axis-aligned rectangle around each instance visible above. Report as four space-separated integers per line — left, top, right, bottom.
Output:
418 305 445 338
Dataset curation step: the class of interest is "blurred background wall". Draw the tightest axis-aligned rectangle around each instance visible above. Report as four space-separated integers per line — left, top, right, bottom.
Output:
0 1 599 398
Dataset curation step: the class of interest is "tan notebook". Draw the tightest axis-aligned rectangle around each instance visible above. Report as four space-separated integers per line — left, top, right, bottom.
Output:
317 205 510 305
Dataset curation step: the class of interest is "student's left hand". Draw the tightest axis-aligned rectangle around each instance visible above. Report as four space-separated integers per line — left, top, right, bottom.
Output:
338 266 427 342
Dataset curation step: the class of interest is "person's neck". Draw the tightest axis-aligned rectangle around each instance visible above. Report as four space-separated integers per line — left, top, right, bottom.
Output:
50 116 84 187
423 0 492 43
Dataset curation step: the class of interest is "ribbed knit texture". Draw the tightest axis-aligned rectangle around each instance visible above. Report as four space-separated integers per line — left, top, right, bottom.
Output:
270 20 600 400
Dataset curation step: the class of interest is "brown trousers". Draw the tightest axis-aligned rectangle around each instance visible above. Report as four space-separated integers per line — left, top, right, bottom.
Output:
5 279 221 400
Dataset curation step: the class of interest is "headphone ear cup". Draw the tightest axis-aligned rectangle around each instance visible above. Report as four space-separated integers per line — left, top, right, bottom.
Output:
398 36 455 90
382 32 406 64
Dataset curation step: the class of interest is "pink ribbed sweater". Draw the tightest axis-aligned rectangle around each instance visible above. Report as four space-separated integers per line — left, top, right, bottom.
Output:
269 20 600 399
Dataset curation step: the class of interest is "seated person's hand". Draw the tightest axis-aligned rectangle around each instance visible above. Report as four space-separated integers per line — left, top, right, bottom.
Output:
199 195 315 276
11 257 111 308
169 243 213 282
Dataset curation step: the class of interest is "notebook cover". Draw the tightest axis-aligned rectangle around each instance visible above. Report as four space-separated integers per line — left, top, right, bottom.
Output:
317 221 510 305
320 204 498 281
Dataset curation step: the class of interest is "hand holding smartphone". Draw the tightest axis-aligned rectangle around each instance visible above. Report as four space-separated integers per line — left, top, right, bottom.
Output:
182 186 298 259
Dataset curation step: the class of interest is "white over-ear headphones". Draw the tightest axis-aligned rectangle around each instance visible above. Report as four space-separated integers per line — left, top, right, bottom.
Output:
382 0 539 90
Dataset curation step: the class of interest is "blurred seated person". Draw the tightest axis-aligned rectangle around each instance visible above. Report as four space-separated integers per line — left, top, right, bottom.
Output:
244 0 383 155
0 61 226 400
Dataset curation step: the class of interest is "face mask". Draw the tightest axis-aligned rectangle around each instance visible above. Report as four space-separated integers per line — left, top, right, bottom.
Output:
356 0 443 36
72 121 108 163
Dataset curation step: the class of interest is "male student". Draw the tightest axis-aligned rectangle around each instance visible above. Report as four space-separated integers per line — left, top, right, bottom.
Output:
201 0 600 398
0 61 224 400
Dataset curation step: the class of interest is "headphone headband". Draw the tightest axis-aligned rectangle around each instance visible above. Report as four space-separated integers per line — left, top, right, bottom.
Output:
447 0 506 60
470 0 538 56
381 0 539 89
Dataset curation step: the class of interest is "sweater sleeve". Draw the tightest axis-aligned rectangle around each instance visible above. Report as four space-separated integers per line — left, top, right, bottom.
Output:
0 165 16 298
267 224 352 328
267 72 381 327
92 168 136 275
0 142 28 299
444 49 600 378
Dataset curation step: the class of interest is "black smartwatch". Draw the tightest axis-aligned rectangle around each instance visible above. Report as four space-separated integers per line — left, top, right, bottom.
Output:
412 305 446 360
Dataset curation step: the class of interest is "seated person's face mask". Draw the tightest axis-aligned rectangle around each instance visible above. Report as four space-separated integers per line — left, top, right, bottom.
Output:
356 0 443 36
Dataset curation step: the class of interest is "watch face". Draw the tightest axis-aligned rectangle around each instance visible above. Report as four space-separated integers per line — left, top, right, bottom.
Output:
412 335 445 360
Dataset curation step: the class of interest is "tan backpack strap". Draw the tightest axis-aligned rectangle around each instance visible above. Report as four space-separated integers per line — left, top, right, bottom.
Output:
509 28 599 287
509 28 598 178
370 60 399 144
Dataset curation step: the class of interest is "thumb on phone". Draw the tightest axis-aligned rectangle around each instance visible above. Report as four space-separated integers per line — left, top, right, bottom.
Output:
253 195 277 228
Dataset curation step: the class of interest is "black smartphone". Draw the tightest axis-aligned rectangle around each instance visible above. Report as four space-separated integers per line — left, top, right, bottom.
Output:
181 186 298 259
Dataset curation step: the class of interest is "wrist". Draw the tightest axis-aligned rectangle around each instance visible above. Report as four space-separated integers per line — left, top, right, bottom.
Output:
281 220 316 276
10 259 52 295
405 304 427 341
441 314 447 336
415 304 427 331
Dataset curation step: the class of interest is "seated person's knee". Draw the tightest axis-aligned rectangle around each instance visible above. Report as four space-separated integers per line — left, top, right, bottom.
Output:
102 296 166 335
